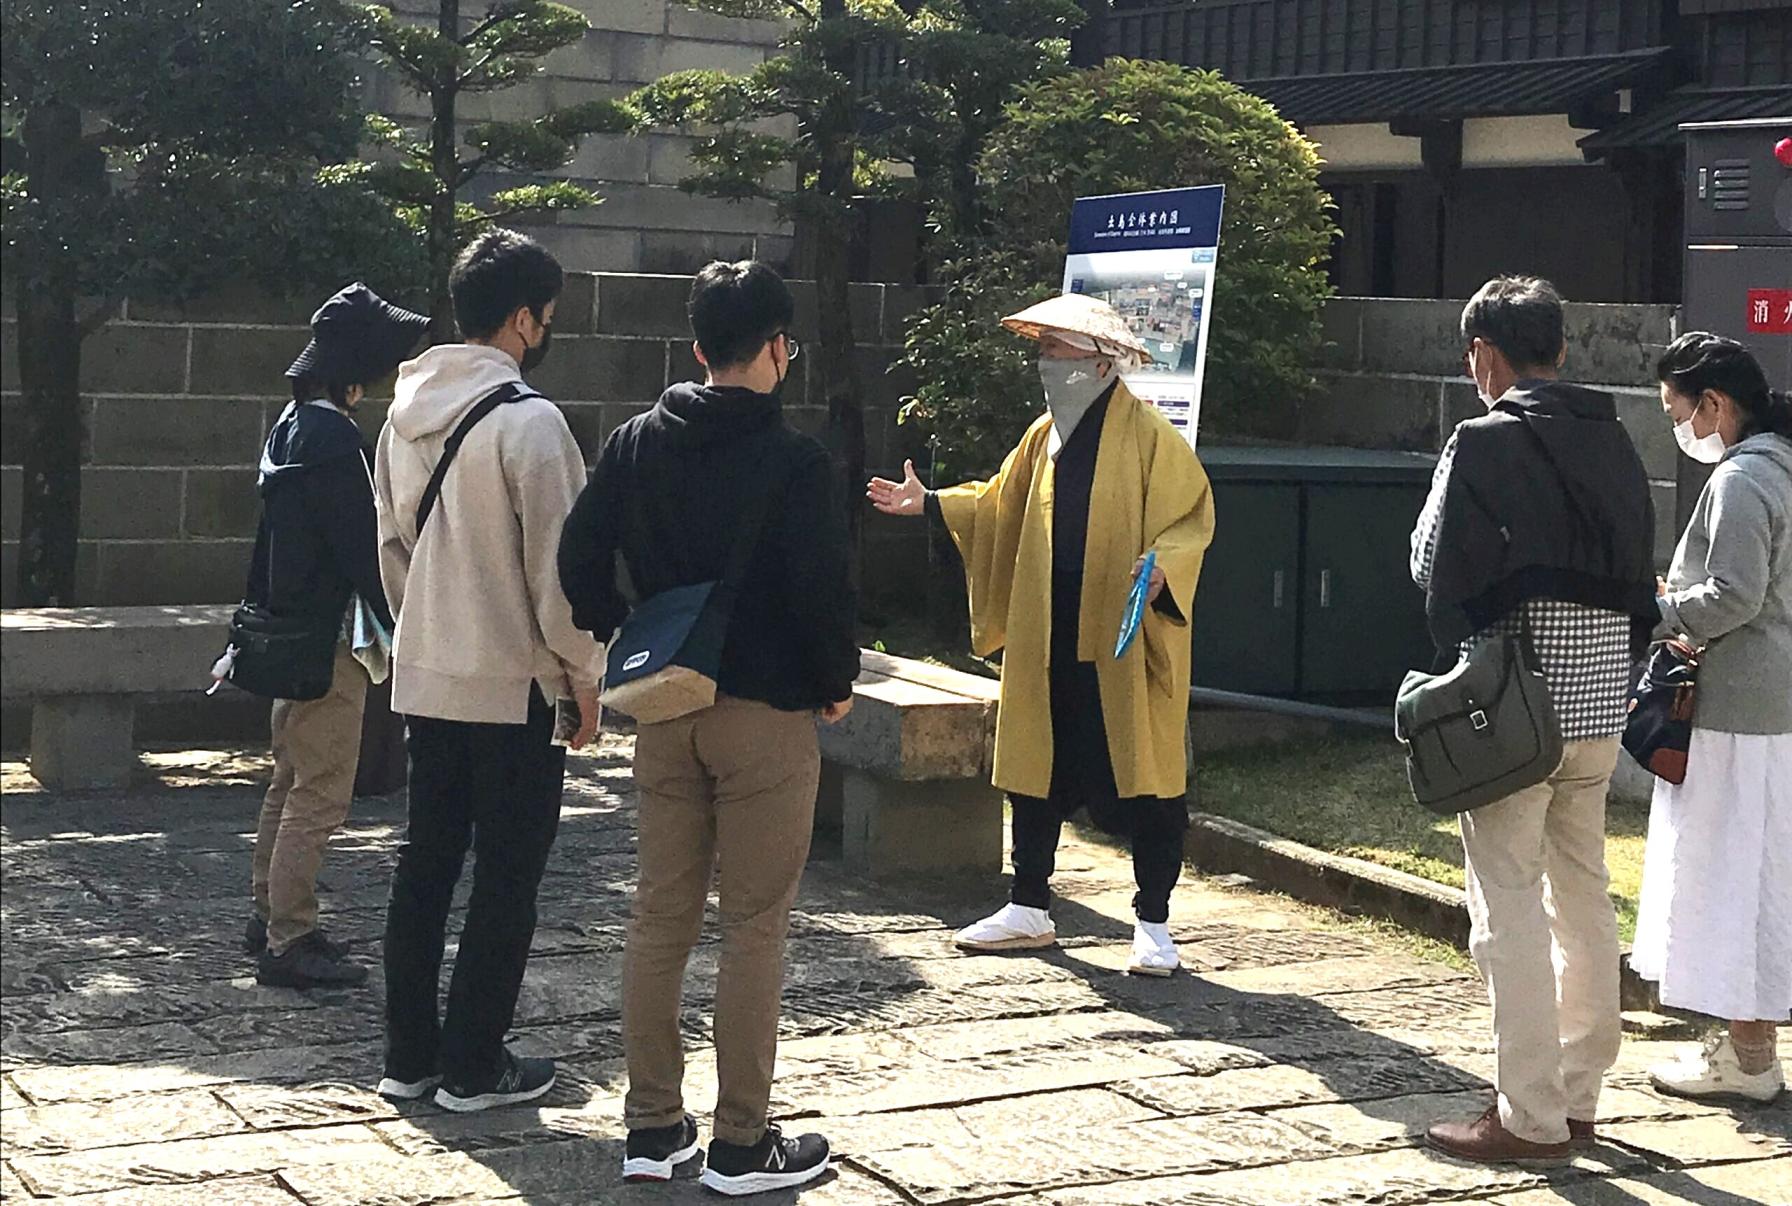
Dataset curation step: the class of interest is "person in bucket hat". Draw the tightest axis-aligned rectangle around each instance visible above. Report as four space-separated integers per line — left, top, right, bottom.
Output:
869 293 1215 975
243 282 428 990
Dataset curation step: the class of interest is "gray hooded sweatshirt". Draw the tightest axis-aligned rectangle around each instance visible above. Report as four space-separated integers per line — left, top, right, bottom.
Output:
1658 432 1792 734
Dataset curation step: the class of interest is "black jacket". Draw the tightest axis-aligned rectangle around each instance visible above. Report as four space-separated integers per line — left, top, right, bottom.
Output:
1426 380 1657 654
245 400 393 630
558 383 860 712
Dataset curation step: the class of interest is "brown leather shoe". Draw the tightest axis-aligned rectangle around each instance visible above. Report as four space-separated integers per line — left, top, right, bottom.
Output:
1426 1105 1574 1167
1568 1118 1596 1149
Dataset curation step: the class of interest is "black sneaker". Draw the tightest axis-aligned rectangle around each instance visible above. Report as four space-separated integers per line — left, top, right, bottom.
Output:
622 1114 701 1182
245 917 349 959
255 931 368 989
701 1125 831 1196
434 1051 555 1113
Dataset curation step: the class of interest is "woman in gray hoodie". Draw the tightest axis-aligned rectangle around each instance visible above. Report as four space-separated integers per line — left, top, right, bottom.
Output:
1633 333 1792 1106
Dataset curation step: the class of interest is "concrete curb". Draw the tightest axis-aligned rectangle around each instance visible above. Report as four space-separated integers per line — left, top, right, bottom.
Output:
1187 810 1660 1011
1188 811 1470 945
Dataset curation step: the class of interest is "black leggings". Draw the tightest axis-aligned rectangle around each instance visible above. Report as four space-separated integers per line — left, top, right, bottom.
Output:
1008 793 1187 924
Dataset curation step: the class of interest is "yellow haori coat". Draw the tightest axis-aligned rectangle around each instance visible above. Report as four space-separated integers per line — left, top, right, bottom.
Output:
936 384 1216 800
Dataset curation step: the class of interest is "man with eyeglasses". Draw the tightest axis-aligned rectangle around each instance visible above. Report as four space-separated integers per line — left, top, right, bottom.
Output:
1412 275 1657 1165
558 260 857 1195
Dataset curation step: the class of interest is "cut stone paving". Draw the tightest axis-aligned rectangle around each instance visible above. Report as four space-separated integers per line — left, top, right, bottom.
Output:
2 738 1787 1204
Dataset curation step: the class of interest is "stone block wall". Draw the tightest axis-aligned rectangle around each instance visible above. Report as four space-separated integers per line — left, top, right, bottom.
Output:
0 273 932 609
0 287 1690 611
370 2 792 276
1303 297 1682 564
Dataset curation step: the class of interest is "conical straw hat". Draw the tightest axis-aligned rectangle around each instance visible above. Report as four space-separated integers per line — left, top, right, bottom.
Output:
1001 293 1155 365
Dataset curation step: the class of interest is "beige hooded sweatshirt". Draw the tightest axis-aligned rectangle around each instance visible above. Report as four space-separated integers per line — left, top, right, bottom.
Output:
375 344 602 723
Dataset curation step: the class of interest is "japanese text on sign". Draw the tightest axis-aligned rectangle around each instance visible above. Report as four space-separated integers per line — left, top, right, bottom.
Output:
1746 288 1792 335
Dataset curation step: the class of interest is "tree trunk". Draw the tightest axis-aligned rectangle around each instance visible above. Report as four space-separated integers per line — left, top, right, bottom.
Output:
814 0 866 589
813 150 865 588
15 102 93 606
16 281 84 607
426 0 461 341
947 123 984 249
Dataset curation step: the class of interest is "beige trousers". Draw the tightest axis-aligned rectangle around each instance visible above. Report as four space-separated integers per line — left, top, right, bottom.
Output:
1459 736 1623 1144
252 644 369 953
623 696 820 1146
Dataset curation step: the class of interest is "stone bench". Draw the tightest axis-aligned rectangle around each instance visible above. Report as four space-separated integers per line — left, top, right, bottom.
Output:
1 605 233 789
818 650 1004 877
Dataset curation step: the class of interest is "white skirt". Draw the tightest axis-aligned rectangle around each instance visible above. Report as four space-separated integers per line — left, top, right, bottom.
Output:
1630 728 1792 1021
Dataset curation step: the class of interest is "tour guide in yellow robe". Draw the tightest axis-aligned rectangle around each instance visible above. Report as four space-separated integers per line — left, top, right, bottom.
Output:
868 293 1215 976
936 383 1213 800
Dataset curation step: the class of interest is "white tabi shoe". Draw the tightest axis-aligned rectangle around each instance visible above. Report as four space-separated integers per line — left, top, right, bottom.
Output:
1126 919 1179 977
1650 1034 1785 1105
953 903 1056 952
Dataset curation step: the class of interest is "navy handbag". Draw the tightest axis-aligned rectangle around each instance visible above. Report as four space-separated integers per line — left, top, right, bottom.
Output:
1622 640 1698 784
600 476 778 724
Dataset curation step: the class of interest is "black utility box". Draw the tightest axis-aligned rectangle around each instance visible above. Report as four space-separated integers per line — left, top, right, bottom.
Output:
1677 117 1792 533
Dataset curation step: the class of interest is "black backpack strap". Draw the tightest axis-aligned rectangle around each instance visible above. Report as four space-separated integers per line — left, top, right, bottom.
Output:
414 382 542 534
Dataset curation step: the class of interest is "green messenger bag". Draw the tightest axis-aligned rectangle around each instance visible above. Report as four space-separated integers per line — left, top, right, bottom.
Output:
1394 616 1563 816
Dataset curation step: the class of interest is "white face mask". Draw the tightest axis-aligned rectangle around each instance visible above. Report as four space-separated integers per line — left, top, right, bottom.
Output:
1038 355 1111 441
1673 416 1728 464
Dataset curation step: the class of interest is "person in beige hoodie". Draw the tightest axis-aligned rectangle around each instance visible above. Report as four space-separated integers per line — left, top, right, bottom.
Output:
372 229 603 1114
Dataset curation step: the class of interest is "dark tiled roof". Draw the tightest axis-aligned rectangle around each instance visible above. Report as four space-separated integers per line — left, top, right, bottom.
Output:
1243 49 1673 127
1579 86 1792 154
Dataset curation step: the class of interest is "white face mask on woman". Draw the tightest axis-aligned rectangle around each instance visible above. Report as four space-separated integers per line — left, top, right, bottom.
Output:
1673 398 1729 464
1037 355 1112 442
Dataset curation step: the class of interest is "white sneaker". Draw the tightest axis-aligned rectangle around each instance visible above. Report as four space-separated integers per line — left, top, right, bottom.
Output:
1126 919 1179 977
953 903 1056 952
1650 1034 1785 1104
375 1074 441 1101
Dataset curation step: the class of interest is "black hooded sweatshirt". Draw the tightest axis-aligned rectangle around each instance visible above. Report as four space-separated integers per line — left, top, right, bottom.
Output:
1425 380 1656 654
557 382 860 713
245 400 393 631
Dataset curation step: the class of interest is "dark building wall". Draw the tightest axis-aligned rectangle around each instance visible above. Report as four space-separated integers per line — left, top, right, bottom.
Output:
1441 166 1633 301
1701 7 1792 86
1326 165 1638 301
1102 2 1785 306
1104 0 1670 75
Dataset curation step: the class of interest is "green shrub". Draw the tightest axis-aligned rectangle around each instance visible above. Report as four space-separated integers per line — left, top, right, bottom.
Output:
901 59 1336 480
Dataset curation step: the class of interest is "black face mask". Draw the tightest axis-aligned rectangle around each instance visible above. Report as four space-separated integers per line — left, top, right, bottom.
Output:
521 321 553 375
768 335 790 402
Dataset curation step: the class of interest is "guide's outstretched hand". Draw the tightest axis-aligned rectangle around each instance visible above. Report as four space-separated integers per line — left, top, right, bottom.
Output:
867 460 925 517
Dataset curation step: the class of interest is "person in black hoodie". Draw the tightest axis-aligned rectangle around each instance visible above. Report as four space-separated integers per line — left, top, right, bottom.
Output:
1413 277 1657 1166
558 262 855 1196
244 283 427 990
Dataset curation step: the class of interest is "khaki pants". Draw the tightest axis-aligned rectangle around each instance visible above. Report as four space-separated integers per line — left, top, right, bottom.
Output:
252 644 369 954
623 696 819 1146
1460 736 1623 1144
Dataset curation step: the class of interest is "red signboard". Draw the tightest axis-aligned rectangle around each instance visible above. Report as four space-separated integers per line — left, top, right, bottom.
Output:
1746 288 1792 335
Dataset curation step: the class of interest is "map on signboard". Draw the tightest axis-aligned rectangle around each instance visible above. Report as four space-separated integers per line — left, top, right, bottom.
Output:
1063 187 1225 445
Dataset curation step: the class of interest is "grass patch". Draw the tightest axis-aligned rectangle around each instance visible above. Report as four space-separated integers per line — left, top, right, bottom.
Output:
1193 733 1647 943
